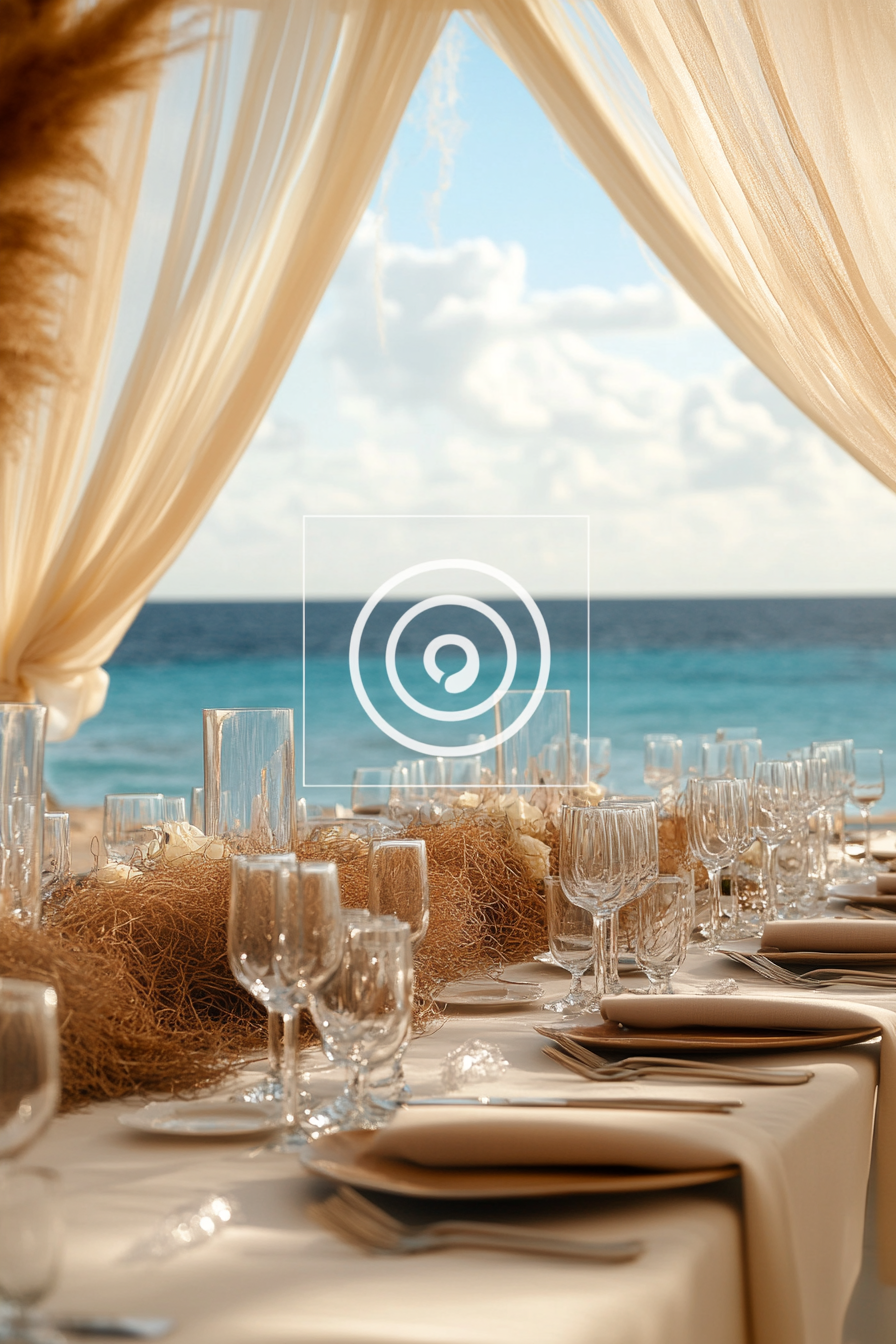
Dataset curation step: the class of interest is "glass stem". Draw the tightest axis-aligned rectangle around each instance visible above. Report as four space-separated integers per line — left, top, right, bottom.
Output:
281 1011 298 1128
593 915 609 1001
765 842 780 917
606 912 620 992
267 1008 282 1080
708 866 722 947
862 805 872 863
569 969 584 1001
348 1059 370 1113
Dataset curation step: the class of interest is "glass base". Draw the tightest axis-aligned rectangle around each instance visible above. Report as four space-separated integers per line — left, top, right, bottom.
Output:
543 991 590 1014
240 1074 283 1104
306 1090 396 1134
0 1311 66 1344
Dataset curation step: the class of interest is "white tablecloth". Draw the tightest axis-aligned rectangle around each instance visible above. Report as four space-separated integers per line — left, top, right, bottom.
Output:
21 947 896 1344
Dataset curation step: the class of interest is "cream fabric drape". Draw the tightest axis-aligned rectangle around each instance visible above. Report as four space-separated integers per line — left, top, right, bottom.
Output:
478 0 896 496
4 0 449 739
11 0 896 741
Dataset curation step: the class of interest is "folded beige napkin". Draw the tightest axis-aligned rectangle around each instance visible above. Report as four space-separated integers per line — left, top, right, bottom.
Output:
759 918 896 952
878 874 896 894
601 993 896 1340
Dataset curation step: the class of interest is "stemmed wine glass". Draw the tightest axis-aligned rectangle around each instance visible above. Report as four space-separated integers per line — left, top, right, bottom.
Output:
811 739 855 876
0 979 60 1160
227 855 343 1146
750 762 798 919
685 778 749 947
308 914 413 1132
367 839 429 1099
542 876 593 1013
559 803 658 1002
599 797 660 992
849 748 885 864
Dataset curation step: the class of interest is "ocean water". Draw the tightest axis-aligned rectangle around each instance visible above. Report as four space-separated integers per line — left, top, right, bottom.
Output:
43 597 896 810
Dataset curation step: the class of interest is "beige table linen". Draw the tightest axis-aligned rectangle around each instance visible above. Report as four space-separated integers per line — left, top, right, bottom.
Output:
877 875 896 895
30 1021 751 1344
759 920 896 953
602 993 896 1338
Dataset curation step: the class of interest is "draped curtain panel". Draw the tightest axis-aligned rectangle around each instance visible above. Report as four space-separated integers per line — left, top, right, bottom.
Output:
5 0 896 742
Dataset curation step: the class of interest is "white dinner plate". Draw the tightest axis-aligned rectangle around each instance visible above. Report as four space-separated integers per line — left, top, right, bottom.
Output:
118 1100 282 1137
435 980 545 1009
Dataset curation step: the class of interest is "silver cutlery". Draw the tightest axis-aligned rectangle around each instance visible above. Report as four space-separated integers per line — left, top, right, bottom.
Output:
310 1184 644 1261
542 1043 813 1087
405 1094 740 1113
718 947 896 989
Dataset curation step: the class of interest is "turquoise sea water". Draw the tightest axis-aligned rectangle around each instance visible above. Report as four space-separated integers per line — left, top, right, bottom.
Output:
43 599 896 811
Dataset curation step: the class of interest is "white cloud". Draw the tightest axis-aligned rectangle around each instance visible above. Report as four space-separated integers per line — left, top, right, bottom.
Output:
153 218 896 598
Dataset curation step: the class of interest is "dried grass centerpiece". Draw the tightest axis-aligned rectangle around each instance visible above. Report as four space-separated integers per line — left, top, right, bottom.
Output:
2 815 546 1110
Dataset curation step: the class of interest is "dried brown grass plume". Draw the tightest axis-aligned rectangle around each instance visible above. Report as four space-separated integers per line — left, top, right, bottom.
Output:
0 0 184 459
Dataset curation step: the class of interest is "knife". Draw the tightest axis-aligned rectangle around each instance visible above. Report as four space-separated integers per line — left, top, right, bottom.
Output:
404 1096 740 1113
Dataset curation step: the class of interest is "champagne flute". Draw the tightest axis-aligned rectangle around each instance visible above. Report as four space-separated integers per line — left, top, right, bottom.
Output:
849 748 885 864
686 778 748 947
811 739 854 875
750 762 797 919
600 797 660 991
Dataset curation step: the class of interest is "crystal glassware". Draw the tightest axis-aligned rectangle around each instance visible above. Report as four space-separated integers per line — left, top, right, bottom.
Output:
849 748 885 864
599 797 660 992
0 979 60 1159
811 739 855 875
203 708 295 851
686 778 749 947
0 705 47 928
309 914 413 1132
190 786 204 829
495 690 571 789
0 1166 65 1344
635 876 689 993
750 761 798 918
643 735 682 812
163 796 187 824
351 768 393 816
41 813 70 899
367 839 429 1100
102 793 164 865
227 855 343 1144
542 876 593 1012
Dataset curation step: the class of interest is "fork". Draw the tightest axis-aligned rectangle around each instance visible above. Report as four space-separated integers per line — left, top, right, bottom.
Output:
310 1184 644 1261
540 1039 813 1086
719 947 896 988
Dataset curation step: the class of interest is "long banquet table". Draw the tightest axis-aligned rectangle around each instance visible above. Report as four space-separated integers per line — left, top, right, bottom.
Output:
23 949 896 1344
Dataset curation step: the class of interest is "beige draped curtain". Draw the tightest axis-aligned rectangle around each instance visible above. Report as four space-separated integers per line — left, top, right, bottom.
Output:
8 0 896 741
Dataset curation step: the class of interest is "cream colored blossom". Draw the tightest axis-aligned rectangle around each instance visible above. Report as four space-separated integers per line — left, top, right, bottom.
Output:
163 821 228 864
96 862 142 886
515 833 551 882
455 792 481 810
572 780 607 806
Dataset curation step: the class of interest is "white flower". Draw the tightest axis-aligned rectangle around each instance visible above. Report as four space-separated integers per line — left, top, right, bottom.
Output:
572 781 607 806
455 792 481 810
96 863 142 886
515 833 552 882
163 822 229 864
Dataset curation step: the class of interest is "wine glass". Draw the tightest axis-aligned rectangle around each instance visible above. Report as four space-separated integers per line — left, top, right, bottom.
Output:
643 736 682 812
685 778 748 947
190 787 204 829
750 762 799 919
811 739 855 875
542 876 593 1013
599 797 660 991
367 839 429 1099
635 876 690 994
0 979 60 1159
849 748 885 864
0 1167 65 1344
227 855 343 1144
308 914 413 1132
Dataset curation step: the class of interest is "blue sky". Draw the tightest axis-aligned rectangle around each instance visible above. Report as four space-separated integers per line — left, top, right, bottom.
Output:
151 17 896 600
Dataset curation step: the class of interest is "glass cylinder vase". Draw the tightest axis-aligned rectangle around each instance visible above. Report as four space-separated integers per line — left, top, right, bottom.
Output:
203 708 295 852
0 704 47 928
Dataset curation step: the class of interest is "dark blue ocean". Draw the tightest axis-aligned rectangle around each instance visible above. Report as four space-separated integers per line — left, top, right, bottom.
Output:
43 598 896 810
